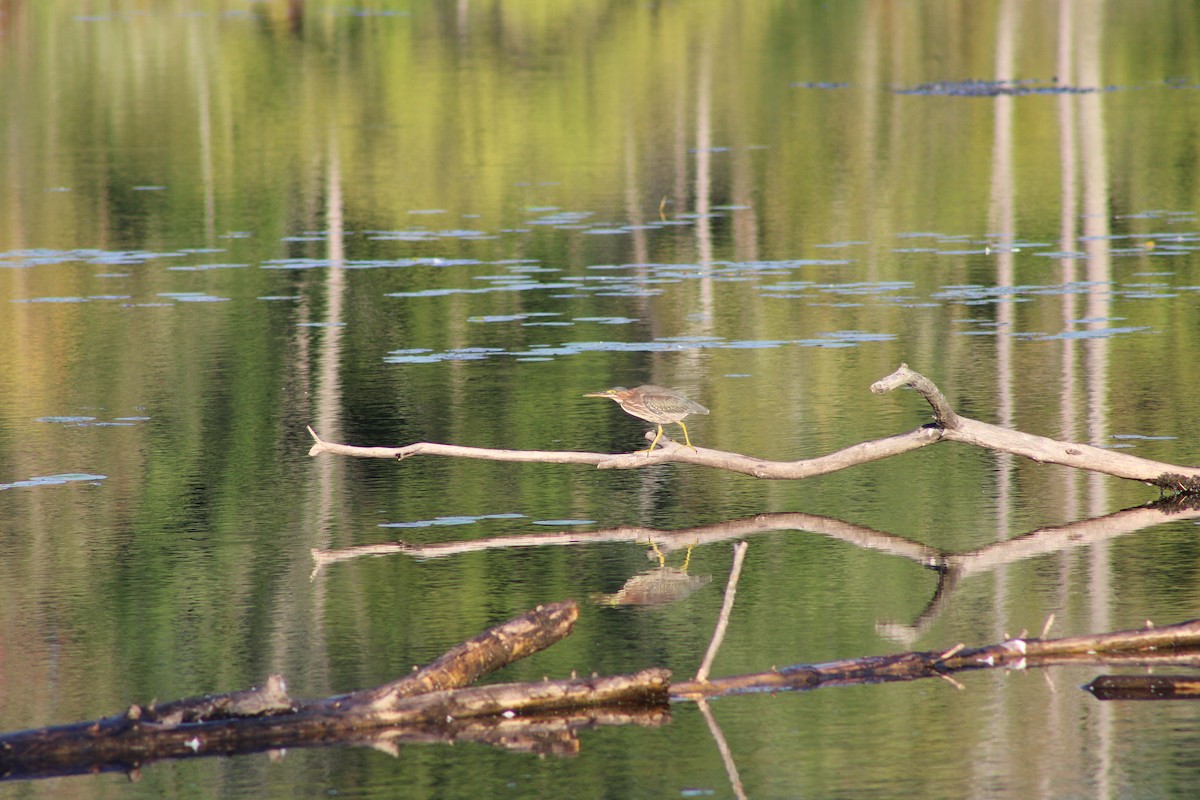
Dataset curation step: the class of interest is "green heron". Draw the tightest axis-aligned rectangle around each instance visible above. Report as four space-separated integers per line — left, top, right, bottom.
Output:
583 384 709 452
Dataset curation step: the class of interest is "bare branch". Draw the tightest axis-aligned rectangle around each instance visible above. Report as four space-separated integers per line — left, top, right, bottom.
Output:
308 365 1200 492
870 362 961 428
306 425 609 465
306 423 935 476
871 364 1200 490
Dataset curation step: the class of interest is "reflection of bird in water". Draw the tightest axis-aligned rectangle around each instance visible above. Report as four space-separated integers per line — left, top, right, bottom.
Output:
582 385 709 452
590 568 712 607
590 541 710 607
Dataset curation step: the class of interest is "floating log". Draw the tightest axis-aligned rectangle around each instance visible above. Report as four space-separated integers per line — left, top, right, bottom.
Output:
673 617 1200 699
0 602 675 782
4 602 1199 783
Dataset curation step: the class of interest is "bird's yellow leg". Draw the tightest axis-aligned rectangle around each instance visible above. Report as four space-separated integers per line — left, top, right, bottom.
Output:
644 425 665 453
678 421 697 451
681 543 695 572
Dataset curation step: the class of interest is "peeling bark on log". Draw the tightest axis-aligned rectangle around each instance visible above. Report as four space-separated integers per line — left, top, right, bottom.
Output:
146 674 294 725
306 364 1200 492
0 671 671 782
305 599 579 713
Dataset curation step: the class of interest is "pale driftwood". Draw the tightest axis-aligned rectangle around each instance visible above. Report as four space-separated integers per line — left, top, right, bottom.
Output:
306 365 1200 492
671 617 1200 700
306 427 614 465
871 364 1200 491
305 424 931 477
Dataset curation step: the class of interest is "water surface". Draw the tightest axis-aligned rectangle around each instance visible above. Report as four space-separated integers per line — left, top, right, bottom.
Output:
2 1 1200 798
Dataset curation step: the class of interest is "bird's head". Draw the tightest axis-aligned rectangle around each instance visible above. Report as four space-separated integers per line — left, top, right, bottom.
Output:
582 387 629 400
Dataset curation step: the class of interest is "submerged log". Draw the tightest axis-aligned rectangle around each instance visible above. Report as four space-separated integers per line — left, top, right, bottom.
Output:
306 364 1200 493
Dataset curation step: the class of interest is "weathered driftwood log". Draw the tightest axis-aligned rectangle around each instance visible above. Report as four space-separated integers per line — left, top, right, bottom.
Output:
306 596 579 712
306 364 1200 492
0 671 672 782
4 598 1199 783
672 617 1200 699
0 602 670 782
870 364 1200 492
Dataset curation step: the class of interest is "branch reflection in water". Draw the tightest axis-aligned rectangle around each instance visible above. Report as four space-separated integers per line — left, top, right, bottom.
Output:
313 497 1200 632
